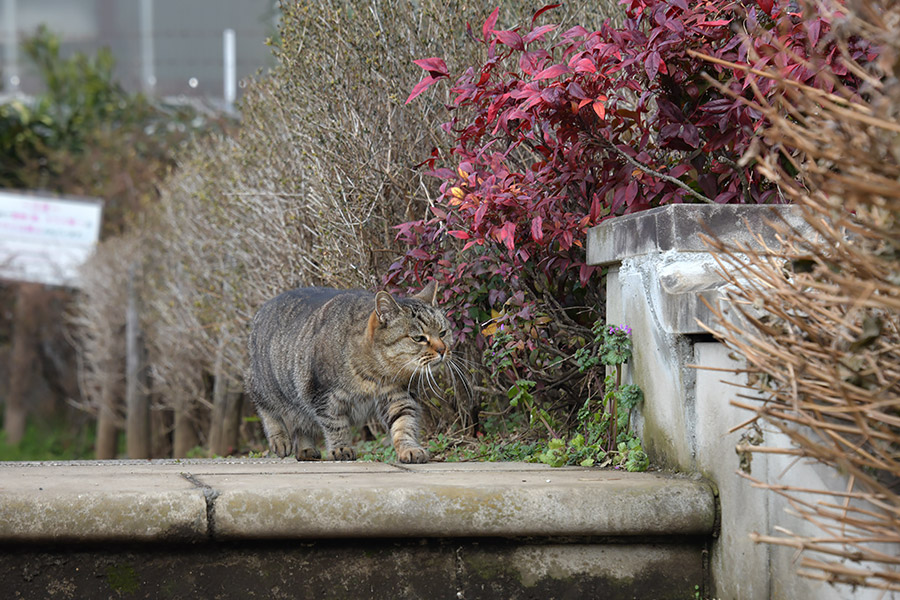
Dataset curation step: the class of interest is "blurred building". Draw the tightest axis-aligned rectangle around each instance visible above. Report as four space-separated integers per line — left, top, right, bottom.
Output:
0 0 277 110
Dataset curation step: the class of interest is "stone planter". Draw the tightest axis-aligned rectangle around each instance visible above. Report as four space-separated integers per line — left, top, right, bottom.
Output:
587 204 884 600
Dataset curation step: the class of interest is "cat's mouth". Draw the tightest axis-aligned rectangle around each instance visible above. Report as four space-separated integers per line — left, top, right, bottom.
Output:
419 354 446 368
399 352 447 376
427 349 450 366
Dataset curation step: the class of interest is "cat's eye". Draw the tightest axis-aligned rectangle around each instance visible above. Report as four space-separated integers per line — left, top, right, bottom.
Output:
439 329 448 338
411 335 427 344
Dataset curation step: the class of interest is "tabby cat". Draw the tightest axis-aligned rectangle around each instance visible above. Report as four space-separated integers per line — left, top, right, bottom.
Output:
246 282 451 463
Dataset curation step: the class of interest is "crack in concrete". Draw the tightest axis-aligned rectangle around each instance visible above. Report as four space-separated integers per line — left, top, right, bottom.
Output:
180 472 220 539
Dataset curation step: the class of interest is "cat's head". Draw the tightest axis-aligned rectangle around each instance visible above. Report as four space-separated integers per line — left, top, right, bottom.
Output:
366 281 453 378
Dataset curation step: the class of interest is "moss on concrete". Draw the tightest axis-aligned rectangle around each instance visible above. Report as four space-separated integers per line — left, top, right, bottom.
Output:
106 564 140 594
1 539 706 600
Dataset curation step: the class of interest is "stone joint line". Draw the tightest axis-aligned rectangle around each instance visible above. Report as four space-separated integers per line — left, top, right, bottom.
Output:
180 472 220 538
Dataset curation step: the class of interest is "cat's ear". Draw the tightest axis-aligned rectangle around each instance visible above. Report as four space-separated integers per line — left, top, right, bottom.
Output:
374 291 402 324
413 280 438 305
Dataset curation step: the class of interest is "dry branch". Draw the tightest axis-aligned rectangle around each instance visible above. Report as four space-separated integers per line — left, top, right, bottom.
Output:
701 0 900 592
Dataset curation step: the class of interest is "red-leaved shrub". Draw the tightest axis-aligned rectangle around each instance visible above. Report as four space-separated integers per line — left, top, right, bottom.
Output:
391 0 874 428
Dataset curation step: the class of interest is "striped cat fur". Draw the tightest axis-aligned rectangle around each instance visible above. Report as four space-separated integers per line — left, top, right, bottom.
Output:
246 282 451 463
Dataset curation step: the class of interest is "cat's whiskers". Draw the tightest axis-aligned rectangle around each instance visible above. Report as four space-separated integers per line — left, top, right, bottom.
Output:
381 346 472 407
447 355 474 402
444 356 474 403
391 356 424 398
410 367 427 399
423 364 442 399
447 354 480 369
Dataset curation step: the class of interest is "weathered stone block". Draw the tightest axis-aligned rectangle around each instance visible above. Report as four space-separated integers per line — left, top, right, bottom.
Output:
587 203 808 266
586 204 872 600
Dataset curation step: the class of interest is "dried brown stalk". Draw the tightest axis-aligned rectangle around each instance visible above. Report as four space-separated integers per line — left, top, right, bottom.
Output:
699 0 900 592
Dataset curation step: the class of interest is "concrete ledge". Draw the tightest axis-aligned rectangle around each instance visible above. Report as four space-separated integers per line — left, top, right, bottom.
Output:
0 460 715 543
0 463 209 543
586 204 812 335
587 203 806 266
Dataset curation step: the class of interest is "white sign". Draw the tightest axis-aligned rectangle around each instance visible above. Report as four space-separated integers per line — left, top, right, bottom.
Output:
0 190 103 287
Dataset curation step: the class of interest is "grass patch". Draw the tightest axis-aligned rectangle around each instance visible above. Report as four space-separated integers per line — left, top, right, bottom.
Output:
0 420 96 461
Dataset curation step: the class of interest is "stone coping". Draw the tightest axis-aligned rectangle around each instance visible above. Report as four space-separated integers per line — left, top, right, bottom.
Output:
0 460 716 543
586 204 807 266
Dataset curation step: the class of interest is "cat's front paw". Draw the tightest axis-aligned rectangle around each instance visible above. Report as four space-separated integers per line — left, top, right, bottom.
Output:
329 446 357 461
398 446 429 464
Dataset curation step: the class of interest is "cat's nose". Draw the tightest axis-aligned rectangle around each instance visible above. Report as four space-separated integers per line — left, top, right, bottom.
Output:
432 339 447 358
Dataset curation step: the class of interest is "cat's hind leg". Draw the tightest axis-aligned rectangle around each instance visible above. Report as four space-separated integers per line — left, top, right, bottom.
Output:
324 424 356 461
246 378 295 458
293 431 321 461
320 395 357 461
286 408 322 460
257 408 293 458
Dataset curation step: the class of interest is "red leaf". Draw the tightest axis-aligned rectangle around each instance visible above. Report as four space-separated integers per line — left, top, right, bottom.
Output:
494 30 525 51
697 19 732 26
412 57 449 77
682 124 700 148
567 81 587 100
519 52 538 75
755 0 774 15
474 203 488 229
483 7 500 43
589 193 604 222
531 3 561 25
592 98 607 120
497 222 517 251
645 51 662 81
531 216 543 242
523 24 556 45
406 75 437 104
624 180 638 206
579 264 595 287
807 18 821 47
534 63 570 80
572 57 597 73
522 92 544 110
448 230 471 240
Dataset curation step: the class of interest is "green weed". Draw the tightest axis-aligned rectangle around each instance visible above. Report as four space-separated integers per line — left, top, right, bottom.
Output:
0 421 95 461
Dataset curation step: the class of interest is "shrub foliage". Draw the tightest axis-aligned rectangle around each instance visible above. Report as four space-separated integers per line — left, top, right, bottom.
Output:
73 1 617 455
393 0 871 429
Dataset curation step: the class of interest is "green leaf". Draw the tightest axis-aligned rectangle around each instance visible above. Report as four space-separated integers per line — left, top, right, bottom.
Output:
617 384 644 410
625 450 649 472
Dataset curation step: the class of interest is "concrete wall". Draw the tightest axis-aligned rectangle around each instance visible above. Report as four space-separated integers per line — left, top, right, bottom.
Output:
0 460 716 600
588 205 898 600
